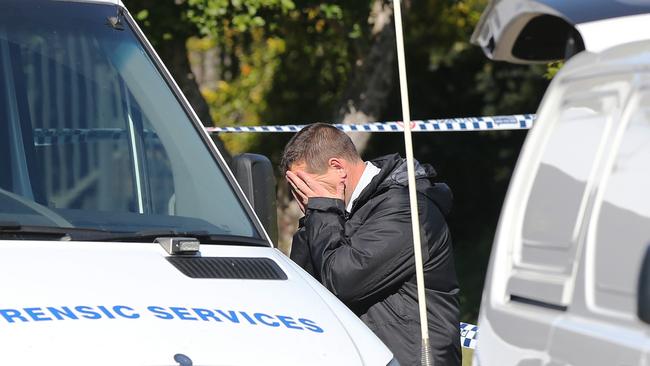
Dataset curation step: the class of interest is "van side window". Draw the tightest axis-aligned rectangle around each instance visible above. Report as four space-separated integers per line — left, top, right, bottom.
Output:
593 92 650 315
520 93 616 274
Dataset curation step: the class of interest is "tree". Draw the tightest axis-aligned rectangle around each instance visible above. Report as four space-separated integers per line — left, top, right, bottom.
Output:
334 0 396 153
124 0 298 161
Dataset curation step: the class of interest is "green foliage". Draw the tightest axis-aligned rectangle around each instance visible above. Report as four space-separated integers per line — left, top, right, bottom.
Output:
263 2 367 122
423 0 485 70
185 0 296 37
189 1 374 155
125 0 297 45
125 0 192 43
127 0 365 153
242 1 375 165
198 33 286 152
463 348 474 366
545 61 564 79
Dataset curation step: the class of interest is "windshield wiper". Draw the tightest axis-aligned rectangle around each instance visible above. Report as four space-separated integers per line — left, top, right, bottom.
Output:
0 223 269 247
84 229 269 247
0 222 112 241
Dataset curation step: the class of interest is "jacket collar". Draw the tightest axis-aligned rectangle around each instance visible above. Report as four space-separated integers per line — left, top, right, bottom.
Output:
348 154 453 217
348 154 432 213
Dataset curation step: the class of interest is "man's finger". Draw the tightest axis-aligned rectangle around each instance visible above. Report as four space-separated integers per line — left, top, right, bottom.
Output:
288 183 306 204
294 171 335 197
295 170 319 189
286 172 304 194
287 171 315 197
287 177 308 203
291 190 306 213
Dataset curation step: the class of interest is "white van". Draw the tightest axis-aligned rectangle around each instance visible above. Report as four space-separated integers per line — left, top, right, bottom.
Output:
471 1 650 365
0 0 396 364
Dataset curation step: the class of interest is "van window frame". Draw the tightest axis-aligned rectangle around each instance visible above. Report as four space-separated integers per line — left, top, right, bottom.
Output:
119 6 270 244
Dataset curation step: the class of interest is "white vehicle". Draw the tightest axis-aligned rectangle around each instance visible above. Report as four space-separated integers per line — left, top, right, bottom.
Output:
0 0 396 364
471 1 650 365
471 0 650 63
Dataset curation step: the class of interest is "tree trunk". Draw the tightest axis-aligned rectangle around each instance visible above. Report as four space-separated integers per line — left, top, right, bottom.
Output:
334 0 396 154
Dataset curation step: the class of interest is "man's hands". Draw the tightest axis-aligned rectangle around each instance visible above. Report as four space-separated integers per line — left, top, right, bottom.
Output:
286 170 345 213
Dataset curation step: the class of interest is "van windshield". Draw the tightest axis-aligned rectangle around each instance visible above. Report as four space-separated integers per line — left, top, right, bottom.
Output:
0 1 261 242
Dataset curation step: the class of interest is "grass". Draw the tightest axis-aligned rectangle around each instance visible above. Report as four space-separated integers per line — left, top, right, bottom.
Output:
462 347 473 366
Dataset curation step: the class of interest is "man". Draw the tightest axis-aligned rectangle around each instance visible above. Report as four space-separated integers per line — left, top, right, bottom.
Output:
281 123 461 366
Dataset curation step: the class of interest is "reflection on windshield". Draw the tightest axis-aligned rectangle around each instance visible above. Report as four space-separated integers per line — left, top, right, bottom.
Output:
0 1 259 240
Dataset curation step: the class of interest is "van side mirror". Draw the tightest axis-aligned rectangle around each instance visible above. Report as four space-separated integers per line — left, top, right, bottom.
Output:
231 153 278 246
637 244 650 324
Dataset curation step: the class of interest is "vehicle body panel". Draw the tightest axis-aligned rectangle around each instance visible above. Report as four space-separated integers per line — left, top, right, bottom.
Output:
473 41 650 365
0 240 392 365
471 0 650 63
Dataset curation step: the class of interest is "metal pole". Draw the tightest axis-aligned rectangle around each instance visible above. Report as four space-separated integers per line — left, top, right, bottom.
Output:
392 1 434 365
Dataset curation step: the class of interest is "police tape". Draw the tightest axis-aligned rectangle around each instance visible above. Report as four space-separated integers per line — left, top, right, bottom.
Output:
31 114 535 146
205 114 535 133
460 322 478 349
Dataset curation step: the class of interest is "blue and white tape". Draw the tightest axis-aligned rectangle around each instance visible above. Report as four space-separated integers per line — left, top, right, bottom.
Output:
205 114 535 133
460 322 479 349
31 114 535 146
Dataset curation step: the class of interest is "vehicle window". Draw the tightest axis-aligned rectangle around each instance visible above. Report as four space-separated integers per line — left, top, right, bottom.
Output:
593 91 650 314
0 1 259 239
519 90 616 274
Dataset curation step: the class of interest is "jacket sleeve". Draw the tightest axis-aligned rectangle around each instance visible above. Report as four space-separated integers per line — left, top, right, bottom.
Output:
289 217 319 280
303 191 419 307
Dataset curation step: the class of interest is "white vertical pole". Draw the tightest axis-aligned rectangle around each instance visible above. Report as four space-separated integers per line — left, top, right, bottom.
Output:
393 1 434 365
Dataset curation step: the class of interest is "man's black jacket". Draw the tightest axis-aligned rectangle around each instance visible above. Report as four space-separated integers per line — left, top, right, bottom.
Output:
290 154 461 366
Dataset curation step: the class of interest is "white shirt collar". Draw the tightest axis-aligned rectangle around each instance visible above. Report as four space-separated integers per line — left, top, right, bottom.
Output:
346 162 381 213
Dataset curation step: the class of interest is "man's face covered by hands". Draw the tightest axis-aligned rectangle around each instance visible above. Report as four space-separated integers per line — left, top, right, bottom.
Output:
286 159 347 213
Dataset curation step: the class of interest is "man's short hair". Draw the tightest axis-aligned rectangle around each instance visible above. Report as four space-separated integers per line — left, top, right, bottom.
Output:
281 123 361 174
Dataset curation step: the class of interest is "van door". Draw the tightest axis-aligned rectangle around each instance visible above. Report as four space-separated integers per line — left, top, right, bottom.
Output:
477 70 629 365
546 81 650 366
509 73 627 310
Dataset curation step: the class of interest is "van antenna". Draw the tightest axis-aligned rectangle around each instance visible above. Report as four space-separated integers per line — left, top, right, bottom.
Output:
392 0 434 365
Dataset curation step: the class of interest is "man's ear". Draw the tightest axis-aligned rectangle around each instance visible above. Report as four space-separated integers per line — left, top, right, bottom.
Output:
328 157 347 178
